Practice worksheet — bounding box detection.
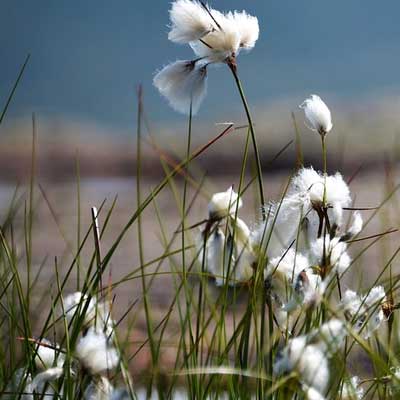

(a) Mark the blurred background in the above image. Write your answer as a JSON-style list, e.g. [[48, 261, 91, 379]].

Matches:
[[1, 0, 400, 179]]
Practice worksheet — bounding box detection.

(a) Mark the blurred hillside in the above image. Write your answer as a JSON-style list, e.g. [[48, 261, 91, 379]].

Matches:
[[0, 95, 399, 182]]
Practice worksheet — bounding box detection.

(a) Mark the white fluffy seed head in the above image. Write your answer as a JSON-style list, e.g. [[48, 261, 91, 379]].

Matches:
[[76, 329, 119, 374], [189, 7, 258, 63], [84, 376, 114, 400], [347, 211, 363, 238], [342, 286, 386, 339], [198, 226, 253, 287], [228, 10, 259, 50], [34, 339, 65, 370], [190, 20, 240, 63], [310, 236, 351, 275], [153, 60, 208, 115], [299, 94, 333, 135], [313, 318, 346, 353], [284, 268, 325, 312], [63, 292, 115, 339], [168, 0, 217, 44], [341, 376, 364, 400], [31, 367, 64, 393], [252, 197, 304, 259], [208, 186, 242, 219], [290, 168, 351, 209], [231, 217, 251, 246], [274, 337, 329, 394], [303, 385, 326, 400], [200, 228, 226, 286]]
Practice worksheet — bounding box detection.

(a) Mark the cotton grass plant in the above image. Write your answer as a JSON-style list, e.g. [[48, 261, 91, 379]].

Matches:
[[1, 2, 400, 399]]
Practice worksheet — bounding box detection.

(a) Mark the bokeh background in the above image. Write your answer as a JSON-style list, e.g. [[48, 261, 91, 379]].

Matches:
[[2, 0, 400, 147]]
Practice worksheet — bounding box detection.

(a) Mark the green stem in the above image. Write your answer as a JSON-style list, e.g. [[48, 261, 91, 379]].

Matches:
[[321, 133, 327, 206], [228, 62, 265, 213]]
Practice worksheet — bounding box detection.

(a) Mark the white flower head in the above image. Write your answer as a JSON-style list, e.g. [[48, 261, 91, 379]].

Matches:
[[63, 292, 115, 339], [252, 197, 304, 259], [291, 168, 350, 209], [311, 318, 346, 354], [197, 224, 253, 287], [300, 94, 333, 135], [208, 186, 242, 219], [76, 329, 119, 374], [32, 367, 64, 394], [168, 0, 217, 44], [64, 291, 95, 324], [303, 385, 326, 400], [274, 336, 329, 395], [341, 376, 364, 400], [284, 267, 326, 312], [189, 7, 259, 63], [190, 11, 240, 61], [84, 376, 114, 400], [347, 211, 363, 238], [153, 60, 208, 115], [342, 286, 386, 339], [310, 235, 351, 275], [228, 10, 259, 50], [157, 1, 259, 113], [34, 339, 65, 370], [198, 227, 226, 286], [267, 249, 309, 283]]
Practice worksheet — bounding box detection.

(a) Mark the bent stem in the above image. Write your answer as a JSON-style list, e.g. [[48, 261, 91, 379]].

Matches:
[[227, 60, 265, 213]]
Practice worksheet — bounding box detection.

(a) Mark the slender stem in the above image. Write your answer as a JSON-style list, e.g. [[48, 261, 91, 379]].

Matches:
[[136, 85, 157, 373], [228, 62, 265, 213], [321, 133, 327, 206]]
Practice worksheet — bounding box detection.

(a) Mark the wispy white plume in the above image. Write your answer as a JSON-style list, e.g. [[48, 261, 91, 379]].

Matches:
[[84, 376, 114, 400], [340, 376, 364, 400], [302, 385, 326, 400], [157, 1, 259, 113], [299, 94, 333, 135], [284, 267, 326, 312], [63, 292, 115, 339], [291, 168, 351, 209], [168, 0, 217, 43], [31, 367, 63, 394], [228, 11, 259, 50], [309, 235, 351, 275], [153, 60, 207, 115], [266, 249, 323, 316], [252, 197, 304, 259], [310, 318, 347, 354], [208, 186, 242, 219], [342, 286, 386, 338], [253, 168, 352, 259], [34, 339, 65, 370], [347, 211, 363, 238], [197, 225, 253, 287], [267, 249, 309, 298], [190, 17, 241, 63], [76, 328, 119, 374], [274, 336, 329, 395]]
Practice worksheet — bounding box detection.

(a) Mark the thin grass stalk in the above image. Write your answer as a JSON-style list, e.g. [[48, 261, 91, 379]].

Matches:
[[25, 113, 36, 314], [227, 61, 265, 211], [75, 152, 81, 289], [136, 85, 157, 390], [0, 54, 30, 125]]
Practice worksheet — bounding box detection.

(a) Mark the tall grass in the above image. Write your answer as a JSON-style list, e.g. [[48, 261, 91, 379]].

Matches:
[[1, 53, 400, 400]]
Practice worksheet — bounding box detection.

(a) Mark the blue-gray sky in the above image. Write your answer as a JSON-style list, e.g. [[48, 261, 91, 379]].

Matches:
[[1, 0, 400, 131]]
